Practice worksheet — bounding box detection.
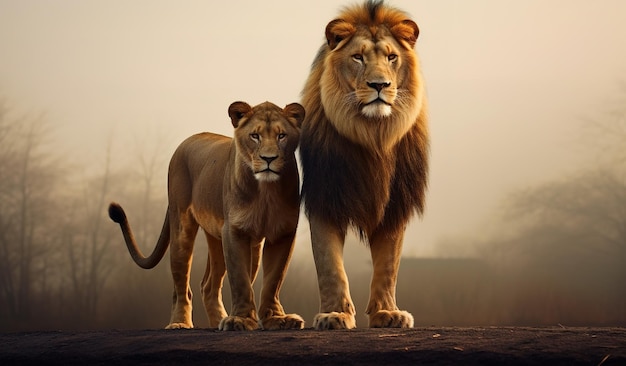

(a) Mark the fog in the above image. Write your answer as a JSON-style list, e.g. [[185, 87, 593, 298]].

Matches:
[[0, 1, 625, 331]]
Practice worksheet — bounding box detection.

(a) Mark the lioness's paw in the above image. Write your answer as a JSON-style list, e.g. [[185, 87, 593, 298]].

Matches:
[[313, 312, 356, 330], [165, 322, 193, 330], [261, 314, 305, 330], [218, 316, 259, 331], [368, 310, 414, 328]]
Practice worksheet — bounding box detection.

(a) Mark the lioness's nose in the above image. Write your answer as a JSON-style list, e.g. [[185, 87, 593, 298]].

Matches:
[[367, 82, 391, 92]]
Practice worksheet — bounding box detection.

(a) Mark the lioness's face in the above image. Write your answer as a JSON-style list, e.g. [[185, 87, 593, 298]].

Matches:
[[229, 102, 304, 182]]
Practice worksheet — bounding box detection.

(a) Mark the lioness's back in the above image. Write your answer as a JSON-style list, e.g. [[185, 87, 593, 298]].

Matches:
[[168, 133, 232, 219], [173, 132, 231, 169]]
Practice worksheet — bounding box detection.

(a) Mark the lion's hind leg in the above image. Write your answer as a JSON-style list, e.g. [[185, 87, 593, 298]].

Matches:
[[258, 234, 304, 330], [200, 232, 228, 328]]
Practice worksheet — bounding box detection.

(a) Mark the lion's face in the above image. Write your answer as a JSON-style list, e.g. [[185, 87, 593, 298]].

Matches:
[[327, 31, 403, 119], [318, 15, 423, 151], [229, 101, 304, 182]]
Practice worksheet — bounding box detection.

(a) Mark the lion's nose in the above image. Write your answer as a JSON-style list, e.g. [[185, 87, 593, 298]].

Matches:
[[367, 82, 391, 92], [261, 156, 277, 164]]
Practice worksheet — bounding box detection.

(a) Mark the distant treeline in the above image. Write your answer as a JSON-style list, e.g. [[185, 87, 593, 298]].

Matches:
[[1, 97, 624, 331]]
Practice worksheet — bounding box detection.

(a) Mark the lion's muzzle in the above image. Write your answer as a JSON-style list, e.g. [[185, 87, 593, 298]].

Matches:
[[366, 81, 391, 92]]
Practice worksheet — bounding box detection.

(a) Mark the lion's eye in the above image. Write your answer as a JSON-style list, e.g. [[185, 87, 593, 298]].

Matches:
[[388, 54, 398, 62], [352, 54, 364, 63], [277, 133, 286, 140], [250, 133, 260, 141]]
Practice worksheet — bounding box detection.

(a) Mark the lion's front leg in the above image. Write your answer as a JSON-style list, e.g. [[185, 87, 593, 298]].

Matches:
[[310, 215, 356, 330], [366, 229, 414, 328], [258, 233, 304, 330], [219, 226, 259, 331]]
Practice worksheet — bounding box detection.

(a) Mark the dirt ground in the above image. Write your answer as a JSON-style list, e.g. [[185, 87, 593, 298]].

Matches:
[[1, 327, 624, 365]]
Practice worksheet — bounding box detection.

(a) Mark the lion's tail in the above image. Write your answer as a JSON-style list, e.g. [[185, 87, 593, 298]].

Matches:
[[108, 202, 170, 269]]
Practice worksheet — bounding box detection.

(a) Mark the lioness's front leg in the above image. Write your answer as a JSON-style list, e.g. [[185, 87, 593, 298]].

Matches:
[[219, 226, 259, 331], [366, 229, 414, 328], [258, 233, 304, 330], [310, 215, 356, 330]]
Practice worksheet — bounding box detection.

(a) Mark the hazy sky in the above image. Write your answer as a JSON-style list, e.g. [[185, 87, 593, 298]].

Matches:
[[1, 0, 625, 256]]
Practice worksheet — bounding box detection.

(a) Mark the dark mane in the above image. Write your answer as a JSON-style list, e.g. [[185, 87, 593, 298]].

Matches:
[[367, 0, 384, 21], [299, 113, 428, 240]]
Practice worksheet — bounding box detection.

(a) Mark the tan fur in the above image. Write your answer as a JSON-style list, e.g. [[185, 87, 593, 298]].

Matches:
[[109, 101, 306, 331], [300, 0, 429, 329]]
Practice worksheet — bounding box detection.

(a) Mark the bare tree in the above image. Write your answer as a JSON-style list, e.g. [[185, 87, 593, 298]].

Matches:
[[58, 136, 123, 326], [503, 90, 626, 258], [0, 100, 174, 330], [477, 94, 626, 325], [0, 105, 62, 328]]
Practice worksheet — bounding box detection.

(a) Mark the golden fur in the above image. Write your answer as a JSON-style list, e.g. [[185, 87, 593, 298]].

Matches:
[[300, 0, 429, 329], [109, 101, 306, 330]]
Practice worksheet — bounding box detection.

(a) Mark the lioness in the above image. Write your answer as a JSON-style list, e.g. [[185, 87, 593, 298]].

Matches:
[[109, 101, 306, 331], [299, 0, 429, 329]]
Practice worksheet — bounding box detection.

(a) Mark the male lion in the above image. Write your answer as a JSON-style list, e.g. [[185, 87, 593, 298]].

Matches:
[[109, 101, 306, 331], [299, 0, 429, 329]]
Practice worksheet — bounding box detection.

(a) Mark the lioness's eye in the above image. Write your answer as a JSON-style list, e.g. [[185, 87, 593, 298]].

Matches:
[[388, 54, 398, 62], [352, 54, 363, 63], [250, 133, 260, 141], [278, 133, 286, 140]]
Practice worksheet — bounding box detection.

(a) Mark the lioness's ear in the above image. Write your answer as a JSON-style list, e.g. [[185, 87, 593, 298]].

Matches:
[[391, 19, 419, 48], [325, 19, 356, 50], [228, 101, 252, 128], [283, 103, 305, 128]]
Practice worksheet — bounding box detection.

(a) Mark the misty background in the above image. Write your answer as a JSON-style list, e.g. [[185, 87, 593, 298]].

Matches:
[[0, 0, 624, 331]]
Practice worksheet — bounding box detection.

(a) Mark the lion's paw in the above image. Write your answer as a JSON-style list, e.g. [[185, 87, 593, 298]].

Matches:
[[218, 316, 259, 331], [165, 322, 193, 330], [368, 310, 414, 328], [313, 312, 356, 330], [261, 313, 305, 330]]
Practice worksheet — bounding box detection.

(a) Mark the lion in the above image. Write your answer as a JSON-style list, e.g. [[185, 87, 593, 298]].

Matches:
[[109, 101, 306, 331], [299, 0, 429, 329]]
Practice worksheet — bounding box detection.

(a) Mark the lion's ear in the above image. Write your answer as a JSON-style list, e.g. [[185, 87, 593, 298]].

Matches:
[[283, 103, 305, 128], [325, 19, 356, 50], [391, 19, 419, 48], [228, 101, 252, 128]]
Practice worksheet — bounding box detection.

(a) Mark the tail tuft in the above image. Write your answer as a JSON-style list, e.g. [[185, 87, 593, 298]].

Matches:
[[108, 202, 127, 224]]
